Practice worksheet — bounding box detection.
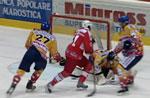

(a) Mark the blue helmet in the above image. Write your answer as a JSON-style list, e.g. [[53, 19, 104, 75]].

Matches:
[[41, 22, 50, 31], [118, 16, 129, 24]]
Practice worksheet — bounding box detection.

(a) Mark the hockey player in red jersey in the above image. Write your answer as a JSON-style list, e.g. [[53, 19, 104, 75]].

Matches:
[[46, 20, 94, 93]]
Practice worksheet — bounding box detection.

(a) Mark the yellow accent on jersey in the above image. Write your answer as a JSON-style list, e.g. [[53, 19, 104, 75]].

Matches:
[[117, 63, 127, 74], [49, 40, 58, 56], [93, 50, 106, 65], [93, 50, 127, 75], [16, 69, 25, 76], [119, 24, 142, 39], [25, 29, 58, 57]]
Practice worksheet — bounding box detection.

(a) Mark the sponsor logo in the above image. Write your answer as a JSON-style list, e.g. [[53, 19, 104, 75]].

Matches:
[[65, 2, 146, 26]]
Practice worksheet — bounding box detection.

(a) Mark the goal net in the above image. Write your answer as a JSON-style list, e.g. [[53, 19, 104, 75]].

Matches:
[[50, 14, 111, 51]]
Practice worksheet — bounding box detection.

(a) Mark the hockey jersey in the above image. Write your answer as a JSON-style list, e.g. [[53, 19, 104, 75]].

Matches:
[[25, 29, 58, 57], [119, 24, 142, 40], [93, 50, 121, 75], [65, 28, 93, 60], [114, 36, 144, 56]]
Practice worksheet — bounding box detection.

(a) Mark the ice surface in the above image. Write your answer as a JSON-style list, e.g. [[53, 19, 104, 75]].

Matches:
[[0, 26, 150, 98]]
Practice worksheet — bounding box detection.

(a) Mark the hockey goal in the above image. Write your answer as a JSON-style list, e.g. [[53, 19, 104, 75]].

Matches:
[[50, 14, 111, 51]]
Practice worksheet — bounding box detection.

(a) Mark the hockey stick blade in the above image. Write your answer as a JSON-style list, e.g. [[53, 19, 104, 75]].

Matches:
[[87, 89, 96, 97]]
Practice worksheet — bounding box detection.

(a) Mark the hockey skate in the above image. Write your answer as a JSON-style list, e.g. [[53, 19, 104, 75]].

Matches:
[[77, 82, 88, 89], [46, 83, 52, 93], [26, 80, 36, 92], [6, 83, 16, 95], [117, 87, 129, 95]]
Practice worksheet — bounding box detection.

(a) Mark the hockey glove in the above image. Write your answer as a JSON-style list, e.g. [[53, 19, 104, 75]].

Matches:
[[59, 57, 66, 66], [51, 53, 62, 63]]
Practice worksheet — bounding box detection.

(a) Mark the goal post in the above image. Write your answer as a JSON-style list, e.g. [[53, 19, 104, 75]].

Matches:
[[49, 14, 111, 63]]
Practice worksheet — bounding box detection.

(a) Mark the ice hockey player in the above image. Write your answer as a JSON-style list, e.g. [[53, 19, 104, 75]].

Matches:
[[91, 16, 143, 94], [6, 22, 62, 95], [46, 20, 94, 93], [92, 50, 118, 80], [111, 15, 144, 93], [118, 15, 143, 40], [116, 15, 143, 70], [92, 49, 138, 94], [112, 37, 143, 93]]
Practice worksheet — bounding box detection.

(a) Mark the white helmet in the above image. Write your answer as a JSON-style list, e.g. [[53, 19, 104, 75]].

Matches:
[[81, 20, 92, 30]]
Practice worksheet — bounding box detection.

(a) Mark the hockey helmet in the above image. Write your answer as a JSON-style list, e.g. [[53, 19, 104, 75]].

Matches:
[[123, 40, 132, 50], [81, 20, 92, 30], [41, 22, 50, 31], [107, 51, 116, 61], [118, 16, 129, 24]]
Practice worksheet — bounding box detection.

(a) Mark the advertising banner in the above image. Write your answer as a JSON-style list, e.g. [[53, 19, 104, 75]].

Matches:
[[53, 0, 150, 36], [0, 0, 52, 23]]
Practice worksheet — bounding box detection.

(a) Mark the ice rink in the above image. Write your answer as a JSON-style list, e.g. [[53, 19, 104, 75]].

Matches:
[[0, 26, 150, 98]]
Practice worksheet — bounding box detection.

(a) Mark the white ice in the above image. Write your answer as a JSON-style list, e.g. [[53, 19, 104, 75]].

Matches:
[[0, 26, 150, 98]]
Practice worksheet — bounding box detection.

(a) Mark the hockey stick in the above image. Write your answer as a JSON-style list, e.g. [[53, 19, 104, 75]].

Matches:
[[70, 70, 103, 78], [87, 57, 97, 97], [73, 66, 102, 75], [87, 67, 97, 97], [87, 31, 105, 95]]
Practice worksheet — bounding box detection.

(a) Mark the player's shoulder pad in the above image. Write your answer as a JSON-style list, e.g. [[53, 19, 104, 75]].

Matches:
[[78, 28, 89, 34], [44, 32, 56, 41], [32, 29, 40, 33], [125, 24, 137, 31], [50, 34, 56, 41], [124, 25, 130, 30]]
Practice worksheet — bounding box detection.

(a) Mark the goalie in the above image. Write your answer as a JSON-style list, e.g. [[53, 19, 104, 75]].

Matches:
[[93, 27, 143, 93], [93, 50, 137, 94]]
